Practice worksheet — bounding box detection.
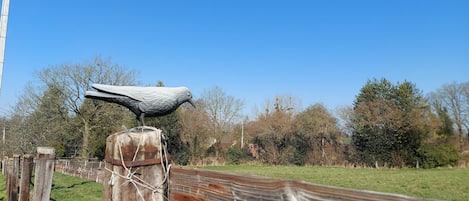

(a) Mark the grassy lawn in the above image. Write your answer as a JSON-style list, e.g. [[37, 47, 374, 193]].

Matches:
[[0, 172, 102, 201], [50, 173, 102, 201], [200, 165, 469, 201], [0, 173, 5, 201]]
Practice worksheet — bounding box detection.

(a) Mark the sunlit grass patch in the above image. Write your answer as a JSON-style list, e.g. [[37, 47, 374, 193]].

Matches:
[[50, 173, 102, 201]]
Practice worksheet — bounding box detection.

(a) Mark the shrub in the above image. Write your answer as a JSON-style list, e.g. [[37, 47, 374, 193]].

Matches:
[[172, 143, 190, 165], [290, 150, 306, 166], [174, 150, 190, 166], [227, 147, 243, 165], [418, 143, 459, 168]]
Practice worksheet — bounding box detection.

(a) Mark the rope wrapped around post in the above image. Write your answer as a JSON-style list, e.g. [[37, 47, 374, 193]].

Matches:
[[102, 126, 170, 201]]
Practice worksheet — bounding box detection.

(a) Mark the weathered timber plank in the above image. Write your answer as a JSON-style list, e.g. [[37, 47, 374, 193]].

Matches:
[[19, 154, 33, 201], [169, 167, 427, 201], [33, 147, 55, 201]]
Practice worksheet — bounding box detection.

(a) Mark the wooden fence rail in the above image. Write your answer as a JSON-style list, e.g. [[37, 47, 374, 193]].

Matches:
[[169, 167, 426, 201]]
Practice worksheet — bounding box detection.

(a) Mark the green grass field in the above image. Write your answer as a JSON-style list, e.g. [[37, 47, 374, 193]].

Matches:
[[49, 173, 102, 201], [0, 166, 468, 200], [200, 165, 469, 201], [0, 173, 5, 200], [0, 172, 102, 201]]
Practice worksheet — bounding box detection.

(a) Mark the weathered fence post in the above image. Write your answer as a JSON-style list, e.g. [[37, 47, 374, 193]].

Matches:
[[33, 147, 55, 201], [102, 127, 167, 201], [3, 157, 7, 187], [7, 154, 20, 201], [19, 154, 33, 201], [5, 157, 10, 200], [2, 157, 7, 175]]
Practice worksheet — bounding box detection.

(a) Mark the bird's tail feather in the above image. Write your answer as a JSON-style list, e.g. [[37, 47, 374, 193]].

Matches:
[[85, 91, 124, 100]]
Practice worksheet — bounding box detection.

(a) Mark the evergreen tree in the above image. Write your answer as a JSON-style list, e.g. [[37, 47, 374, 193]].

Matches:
[[352, 78, 431, 167]]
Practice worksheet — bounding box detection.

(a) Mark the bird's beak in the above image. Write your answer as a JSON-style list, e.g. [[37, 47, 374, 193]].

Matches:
[[188, 99, 196, 108]]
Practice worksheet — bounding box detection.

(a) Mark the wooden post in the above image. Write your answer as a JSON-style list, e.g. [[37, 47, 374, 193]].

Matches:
[[19, 154, 33, 201], [3, 157, 8, 190], [102, 127, 166, 201], [5, 157, 10, 200], [2, 157, 7, 175], [33, 147, 55, 201], [7, 155, 20, 201]]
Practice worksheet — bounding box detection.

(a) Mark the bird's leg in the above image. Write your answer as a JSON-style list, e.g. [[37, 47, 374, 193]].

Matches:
[[139, 113, 145, 127]]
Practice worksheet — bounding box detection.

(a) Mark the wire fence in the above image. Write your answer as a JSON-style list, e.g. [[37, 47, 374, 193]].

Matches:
[[55, 158, 105, 183]]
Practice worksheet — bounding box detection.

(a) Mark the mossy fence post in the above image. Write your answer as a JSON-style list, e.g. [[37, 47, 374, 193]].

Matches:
[[102, 127, 168, 201], [32, 147, 55, 201]]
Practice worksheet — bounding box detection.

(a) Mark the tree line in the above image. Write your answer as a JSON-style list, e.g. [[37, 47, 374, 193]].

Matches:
[[1, 57, 468, 168]]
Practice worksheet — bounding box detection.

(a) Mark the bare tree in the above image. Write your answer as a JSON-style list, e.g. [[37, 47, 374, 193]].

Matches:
[[180, 100, 211, 164], [36, 56, 137, 157], [257, 94, 301, 116], [428, 82, 469, 138], [336, 105, 354, 136], [7, 83, 49, 154], [199, 86, 244, 158]]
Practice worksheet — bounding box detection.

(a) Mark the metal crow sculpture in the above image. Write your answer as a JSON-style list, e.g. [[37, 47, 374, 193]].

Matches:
[[85, 84, 195, 126]]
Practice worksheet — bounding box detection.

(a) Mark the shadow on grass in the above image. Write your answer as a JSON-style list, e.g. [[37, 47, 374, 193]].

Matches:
[[49, 181, 96, 201], [51, 181, 94, 190]]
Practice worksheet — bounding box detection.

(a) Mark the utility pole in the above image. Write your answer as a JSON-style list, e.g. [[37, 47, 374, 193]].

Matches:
[[241, 120, 244, 149], [0, 0, 10, 91], [2, 127, 4, 158], [240, 116, 247, 149]]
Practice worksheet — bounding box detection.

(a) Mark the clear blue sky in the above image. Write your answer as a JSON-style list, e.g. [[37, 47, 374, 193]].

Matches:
[[0, 0, 468, 117]]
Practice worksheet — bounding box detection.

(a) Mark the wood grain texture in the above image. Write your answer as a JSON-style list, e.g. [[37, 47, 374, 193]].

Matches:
[[169, 167, 426, 201], [102, 128, 166, 201]]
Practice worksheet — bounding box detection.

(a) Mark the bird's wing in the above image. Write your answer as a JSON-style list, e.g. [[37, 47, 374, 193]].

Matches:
[[91, 84, 174, 102]]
